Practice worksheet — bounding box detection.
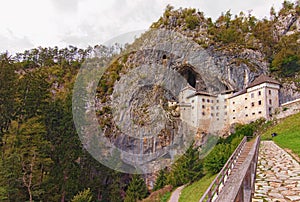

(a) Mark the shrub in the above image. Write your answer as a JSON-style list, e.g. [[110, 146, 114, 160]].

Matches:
[[185, 15, 200, 30]]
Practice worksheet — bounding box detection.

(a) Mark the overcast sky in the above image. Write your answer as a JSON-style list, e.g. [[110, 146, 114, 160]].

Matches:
[[0, 0, 284, 53]]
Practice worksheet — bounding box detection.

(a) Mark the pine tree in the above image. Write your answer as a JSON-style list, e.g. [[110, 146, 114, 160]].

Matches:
[[124, 175, 148, 202], [167, 143, 203, 187], [0, 118, 53, 202], [71, 188, 93, 202], [153, 169, 167, 191], [0, 53, 17, 135]]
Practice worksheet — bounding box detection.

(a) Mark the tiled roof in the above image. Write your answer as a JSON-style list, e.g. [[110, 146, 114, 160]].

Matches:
[[247, 75, 280, 89], [187, 91, 217, 99]]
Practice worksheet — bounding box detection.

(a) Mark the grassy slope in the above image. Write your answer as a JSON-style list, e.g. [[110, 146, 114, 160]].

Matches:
[[261, 112, 300, 157], [179, 174, 216, 202]]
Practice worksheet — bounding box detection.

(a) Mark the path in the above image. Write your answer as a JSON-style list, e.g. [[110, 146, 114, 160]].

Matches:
[[254, 141, 300, 202], [168, 185, 185, 202]]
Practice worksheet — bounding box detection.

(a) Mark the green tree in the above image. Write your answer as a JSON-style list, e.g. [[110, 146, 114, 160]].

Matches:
[[204, 144, 231, 174], [0, 118, 53, 202], [167, 143, 203, 187], [153, 169, 167, 191], [124, 175, 148, 202], [71, 188, 93, 202], [0, 53, 17, 135]]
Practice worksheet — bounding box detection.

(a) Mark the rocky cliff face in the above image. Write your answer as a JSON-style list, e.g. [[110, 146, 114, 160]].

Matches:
[[94, 2, 300, 173]]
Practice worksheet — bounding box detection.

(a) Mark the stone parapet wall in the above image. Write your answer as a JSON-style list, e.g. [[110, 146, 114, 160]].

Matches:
[[276, 98, 300, 119]]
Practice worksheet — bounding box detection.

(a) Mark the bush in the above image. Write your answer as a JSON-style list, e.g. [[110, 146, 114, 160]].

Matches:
[[185, 15, 200, 30]]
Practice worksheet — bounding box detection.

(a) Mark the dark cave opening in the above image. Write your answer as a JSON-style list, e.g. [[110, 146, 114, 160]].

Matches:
[[178, 66, 198, 88], [186, 69, 196, 88]]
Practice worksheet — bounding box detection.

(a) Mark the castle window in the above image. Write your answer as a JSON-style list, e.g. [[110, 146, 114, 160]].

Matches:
[[233, 109, 235, 112], [216, 106, 219, 110], [217, 100, 219, 103], [233, 101, 235, 104], [202, 105, 205, 109], [245, 114, 248, 117], [245, 97, 247, 100], [245, 106, 248, 109], [233, 117, 236, 120], [269, 99, 272, 105], [211, 100, 214, 103], [258, 100, 262, 105], [251, 102, 255, 107], [217, 118, 219, 121], [191, 100, 194, 103], [224, 105, 227, 109], [192, 106, 194, 109], [258, 111, 262, 114], [202, 112, 205, 116], [269, 90, 272, 95], [202, 98, 205, 102], [258, 91, 261, 96], [252, 112, 255, 115], [207, 99, 210, 103], [211, 106, 214, 110], [225, 112, 227, 115], [211, 113, 214, 117], [183, 108, 186, 110], [216, 113, 219, 117], [251, 93, 254, 98]]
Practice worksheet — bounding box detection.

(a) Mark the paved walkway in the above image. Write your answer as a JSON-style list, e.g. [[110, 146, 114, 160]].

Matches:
[[168, 185, 185, 202], [254, 141, 300, 202]]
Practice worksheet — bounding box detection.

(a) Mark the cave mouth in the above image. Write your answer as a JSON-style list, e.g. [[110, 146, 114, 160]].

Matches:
[[178, 66, 201, 89], [187, 69, 196, 88]]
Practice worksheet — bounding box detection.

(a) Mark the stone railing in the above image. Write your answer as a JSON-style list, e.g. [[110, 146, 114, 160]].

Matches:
[[199, 136, 247, 202]]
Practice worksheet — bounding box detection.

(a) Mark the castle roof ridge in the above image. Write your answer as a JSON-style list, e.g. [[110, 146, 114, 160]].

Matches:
[[247, 74, 280, 89]]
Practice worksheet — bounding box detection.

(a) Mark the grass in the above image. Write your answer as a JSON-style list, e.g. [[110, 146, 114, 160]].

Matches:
[[261, 112, 300, 157], [178, 174, 216, 202], [160, 192, 171, 202], [142, 185, 172, 202]]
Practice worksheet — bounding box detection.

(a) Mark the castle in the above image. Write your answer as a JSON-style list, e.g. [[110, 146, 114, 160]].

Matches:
[[178, 74, 281, 134]]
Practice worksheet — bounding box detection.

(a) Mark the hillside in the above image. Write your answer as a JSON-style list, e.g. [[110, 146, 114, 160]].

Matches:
[[261, 112, 300, 160]]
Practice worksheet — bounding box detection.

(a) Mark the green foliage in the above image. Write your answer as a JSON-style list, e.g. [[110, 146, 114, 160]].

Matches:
[[203, 144, 231, 174], [71, 188, 93, 202], [179, 174, 216, 202], [153, 169, 167, 191], [167, 143, 203, 187], [261, 112, 300, 157], [124, 175, 148, 202], [160, 192, 171, 202], [0, 54, 17, 135], [185, 15, 199, 30], [0, 118, 53, 202]]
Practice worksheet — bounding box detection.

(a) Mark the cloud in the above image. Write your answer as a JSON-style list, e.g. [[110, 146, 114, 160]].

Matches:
[[0, 30, 34, 53], [50, 0, 81, 13], [0, 0, 285, 53]]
